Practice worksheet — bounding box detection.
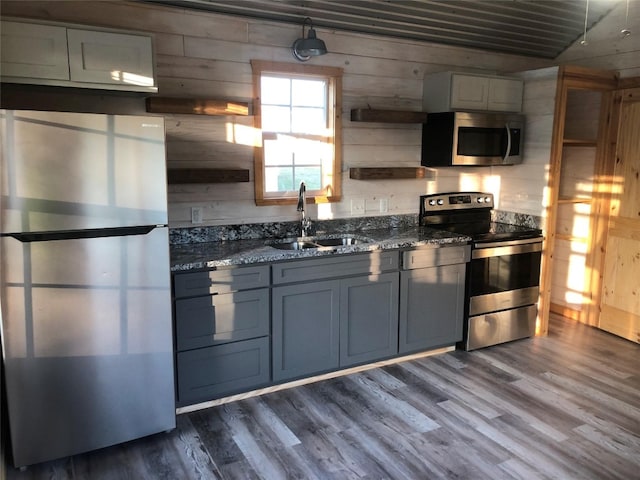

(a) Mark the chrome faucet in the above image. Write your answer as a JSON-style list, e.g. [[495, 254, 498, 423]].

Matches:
[[297, 181, 312, 237]]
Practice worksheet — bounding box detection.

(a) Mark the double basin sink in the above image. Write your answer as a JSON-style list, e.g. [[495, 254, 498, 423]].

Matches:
[[268, 235, 371, 251]]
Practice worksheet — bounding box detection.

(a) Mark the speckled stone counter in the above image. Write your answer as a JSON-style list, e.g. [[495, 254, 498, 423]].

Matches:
[[170, 226, 470, 272]]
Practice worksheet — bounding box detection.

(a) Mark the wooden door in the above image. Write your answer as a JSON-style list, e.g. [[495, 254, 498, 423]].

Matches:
[[598, 87, 640, 343]]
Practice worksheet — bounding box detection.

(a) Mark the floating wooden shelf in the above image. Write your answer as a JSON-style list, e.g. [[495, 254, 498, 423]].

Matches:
[[562, 138, 597, 147], [350, 108, 427, 123], [167, 169, 250, 184], [558, 196, 593, 204], [555, 233, 589, 243], [349, 167, 429, 180], [146, 97, 250, 116]]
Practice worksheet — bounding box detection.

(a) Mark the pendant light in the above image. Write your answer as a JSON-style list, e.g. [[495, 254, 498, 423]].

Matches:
[[621, 0, 631, 37], [292, 17, 328, 61], [581, 0, 590, 45]]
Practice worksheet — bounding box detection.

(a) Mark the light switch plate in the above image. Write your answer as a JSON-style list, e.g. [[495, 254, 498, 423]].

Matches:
[[380, 198, 389, 213], [351, 198, 365, 215], [191, 207, 203, 224]]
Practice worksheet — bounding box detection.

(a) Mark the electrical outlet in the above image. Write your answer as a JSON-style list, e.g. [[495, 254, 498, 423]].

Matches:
[[351, 198, 365, 215], [379, 198, 389, 213], [191, 207, 203, 224]]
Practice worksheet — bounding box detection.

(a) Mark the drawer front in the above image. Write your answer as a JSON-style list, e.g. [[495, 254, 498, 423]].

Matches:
[[175, 289, 270, 351], [174, 265, 270, 298], [177, 337, 270, 406], [403, 244, 470, 270], [272, 251, 399, 284]]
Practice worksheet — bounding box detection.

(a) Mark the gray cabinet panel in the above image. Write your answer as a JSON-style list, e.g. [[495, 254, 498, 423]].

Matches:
[[272, 280, 340, 382], [177, 337, 269, 405], [175, 288, 269, 351], [272, 251, 399, 285], [403, 245, 470, 270], [174, 265, 269, 298], [340, 272, 399, 367], [399, 263, 466, 353]]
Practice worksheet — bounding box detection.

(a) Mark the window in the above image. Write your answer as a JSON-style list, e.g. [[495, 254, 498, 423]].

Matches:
[[251, 60, 342, 205]]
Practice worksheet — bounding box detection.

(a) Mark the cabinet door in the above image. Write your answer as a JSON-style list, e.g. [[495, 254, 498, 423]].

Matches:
[[340, 272, 399, 367], [67, 29, 155, 88], [175, 289, 270, 351], [272, 280, 340, 382], [488, 77, 523, 112], [176, 337, 270, 406], [450, 74, 489, 110], [1, 21, 69, 80], [399, 263, 466, 353]]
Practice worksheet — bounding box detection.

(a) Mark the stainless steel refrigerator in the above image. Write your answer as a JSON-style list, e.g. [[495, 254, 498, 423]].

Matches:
[[0, 110, 175, 467]]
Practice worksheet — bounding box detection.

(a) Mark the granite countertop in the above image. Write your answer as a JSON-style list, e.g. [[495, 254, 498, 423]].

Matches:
[[170, 226, 470, 272]]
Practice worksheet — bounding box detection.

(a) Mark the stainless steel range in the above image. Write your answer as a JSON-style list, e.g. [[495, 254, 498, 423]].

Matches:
[[419, 192, 543, 350]]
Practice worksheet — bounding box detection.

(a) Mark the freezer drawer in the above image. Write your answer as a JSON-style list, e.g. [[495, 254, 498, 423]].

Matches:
[[0, 227, 175, 467]]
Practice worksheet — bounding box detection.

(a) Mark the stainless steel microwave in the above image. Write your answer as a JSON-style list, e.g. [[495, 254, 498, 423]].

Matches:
[[421, 111, 524, 166]]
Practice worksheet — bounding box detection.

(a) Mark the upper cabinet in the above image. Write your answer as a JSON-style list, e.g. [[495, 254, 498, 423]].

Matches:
[[1, 19, 157, 93], [1, 21, 69, 80], [423, 72, 523, 112]]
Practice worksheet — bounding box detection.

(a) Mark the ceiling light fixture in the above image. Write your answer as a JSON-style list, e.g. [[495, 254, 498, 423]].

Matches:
[[581, 0, 590, 45], [621, 0, 631, 37], [292, 17, 327, 61]]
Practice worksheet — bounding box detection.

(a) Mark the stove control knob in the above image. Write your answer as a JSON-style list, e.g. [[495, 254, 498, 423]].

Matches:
[[437, 199, 444, 205], [428, 199, 437, 206], [484, 196, 491, 203], [477, 197, 484, 203]]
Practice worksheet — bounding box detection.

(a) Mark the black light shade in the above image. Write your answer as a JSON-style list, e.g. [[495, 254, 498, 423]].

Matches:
[[292, 17, 328, 61]]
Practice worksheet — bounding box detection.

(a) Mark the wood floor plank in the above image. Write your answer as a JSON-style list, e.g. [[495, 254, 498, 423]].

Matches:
[[6, 315, 640, 479]]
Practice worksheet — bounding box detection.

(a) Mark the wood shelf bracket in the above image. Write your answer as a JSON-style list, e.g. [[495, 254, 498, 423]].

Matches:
[[147, 97, 250, 116], [167, 168, 250, 184], [349, 167, 432, 180], [350, 108, 427, 123]]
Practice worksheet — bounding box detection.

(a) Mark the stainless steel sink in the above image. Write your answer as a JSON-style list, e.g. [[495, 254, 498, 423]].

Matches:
[[268, 235, 370, 251], [313, 237, 364, 247], [269, 240, 319, 250]]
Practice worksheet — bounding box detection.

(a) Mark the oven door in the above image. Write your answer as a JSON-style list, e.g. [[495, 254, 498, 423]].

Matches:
[[468, 237, 542, 316]]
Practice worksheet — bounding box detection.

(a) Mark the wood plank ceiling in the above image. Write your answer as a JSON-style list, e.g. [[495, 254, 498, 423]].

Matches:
[[147, 0, 618, 59]]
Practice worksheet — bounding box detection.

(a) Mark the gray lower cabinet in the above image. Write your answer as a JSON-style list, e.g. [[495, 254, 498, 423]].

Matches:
[[272, 252, 400, 382], [272, 280, 340, 382], [399, 246, 469, 354], [340, 272, 399, 367], [177, 337, 269, 403], [173, 265, 271, 406]]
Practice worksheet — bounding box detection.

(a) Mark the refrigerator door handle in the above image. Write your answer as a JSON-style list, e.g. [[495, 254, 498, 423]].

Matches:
[[4, 225, 157, 243]]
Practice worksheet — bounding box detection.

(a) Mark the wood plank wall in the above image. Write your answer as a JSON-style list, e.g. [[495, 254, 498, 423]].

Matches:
[[2, 1, 638, 228]]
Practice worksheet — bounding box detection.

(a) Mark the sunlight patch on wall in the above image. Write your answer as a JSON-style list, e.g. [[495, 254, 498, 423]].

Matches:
[[225, 122, 261, 147]]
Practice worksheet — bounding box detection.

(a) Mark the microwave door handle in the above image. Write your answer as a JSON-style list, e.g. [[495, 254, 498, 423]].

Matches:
[[503, 123, 512, 162]]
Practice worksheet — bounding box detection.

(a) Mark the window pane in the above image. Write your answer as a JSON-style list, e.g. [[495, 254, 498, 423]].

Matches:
[[264, 139, 293, 166], [265, 166, 294, 192], [294, 139, 323, 165], [294, 167, 322, 190], [262, 106, 291, 132], [261, 77, 290, 105], [292, 79, 326, 107], [292, 107, 326, 134]]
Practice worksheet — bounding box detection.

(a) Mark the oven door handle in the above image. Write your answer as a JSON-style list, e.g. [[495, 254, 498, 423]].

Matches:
[[472, 237, 542, 258]]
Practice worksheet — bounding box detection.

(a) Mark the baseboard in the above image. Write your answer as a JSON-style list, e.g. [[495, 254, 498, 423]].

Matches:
[[550, 302, 581, 321]]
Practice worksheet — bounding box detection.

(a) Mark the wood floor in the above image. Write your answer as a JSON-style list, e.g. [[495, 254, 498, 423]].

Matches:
[[7, 314, 640, 479]]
